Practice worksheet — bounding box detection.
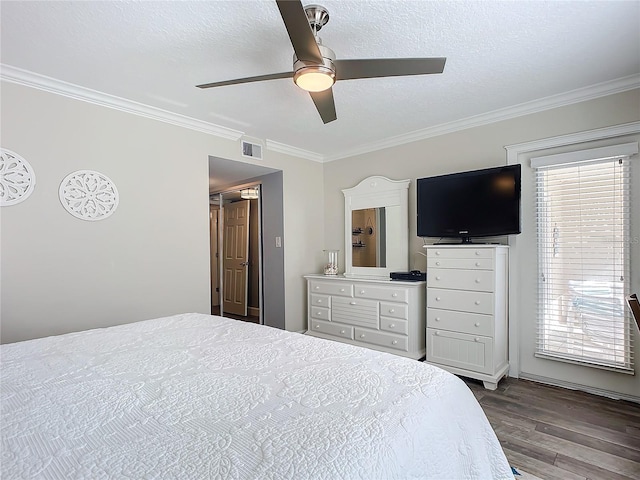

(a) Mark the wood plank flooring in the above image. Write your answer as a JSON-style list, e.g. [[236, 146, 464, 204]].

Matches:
[[463, 377, 640, 480], [211, 306, 260, 324]]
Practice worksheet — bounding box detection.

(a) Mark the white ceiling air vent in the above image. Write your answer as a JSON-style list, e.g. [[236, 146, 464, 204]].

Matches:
[[241, 140, 263, 160]]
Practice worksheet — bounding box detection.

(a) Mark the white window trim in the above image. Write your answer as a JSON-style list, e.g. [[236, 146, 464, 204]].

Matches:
[[530, 142, 638, 169], [504, 121, 640, 377]]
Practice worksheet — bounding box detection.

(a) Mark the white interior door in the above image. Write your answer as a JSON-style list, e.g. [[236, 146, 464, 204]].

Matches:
[[223, 200, 250, 316]]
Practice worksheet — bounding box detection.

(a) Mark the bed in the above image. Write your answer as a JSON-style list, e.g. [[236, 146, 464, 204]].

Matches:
[[1, 313, 512, 479]]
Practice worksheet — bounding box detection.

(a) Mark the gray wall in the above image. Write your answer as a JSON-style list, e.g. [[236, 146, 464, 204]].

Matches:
[[1, 81, 324, 342], [322, 88, 640, 398], [260, 171, 286, 330]]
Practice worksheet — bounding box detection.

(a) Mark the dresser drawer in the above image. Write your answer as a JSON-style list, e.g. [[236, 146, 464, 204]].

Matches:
[[427, 248, 494, 259], [427, 288, 494, 315], [380, 317, 408, 335], [427, 308, 493, 337], [379, 302, 408, 320], [310, 306, 331, 322], [354, 284, 408, 303], [428, 268, 495, 293], [332, 296, 379, 328], [310, 320, 354, 340], [309, 281, 353, 297], [427, 257, 493, 270], [310, 293, 331, 308], [426, 328, 493, 375], [355, 328, 408, 352]]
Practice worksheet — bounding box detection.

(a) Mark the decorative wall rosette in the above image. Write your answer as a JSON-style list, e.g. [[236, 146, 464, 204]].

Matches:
[[59, 170, 119, 221], [1, 148, 36, 206]]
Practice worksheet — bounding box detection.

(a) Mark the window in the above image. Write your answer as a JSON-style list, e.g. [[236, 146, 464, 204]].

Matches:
[[532, 143, 636, 372]]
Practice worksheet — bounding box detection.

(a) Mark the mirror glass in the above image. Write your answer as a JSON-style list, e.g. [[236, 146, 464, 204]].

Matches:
[[351, 207, 387, 267], [343, 176, 409, 278]]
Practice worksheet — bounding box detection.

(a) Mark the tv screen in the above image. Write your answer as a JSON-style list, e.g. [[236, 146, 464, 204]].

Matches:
[[417, 165, 521, 242]]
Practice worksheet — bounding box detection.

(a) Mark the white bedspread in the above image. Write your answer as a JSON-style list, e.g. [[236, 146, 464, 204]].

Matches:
[[1, 313, 512, 479]]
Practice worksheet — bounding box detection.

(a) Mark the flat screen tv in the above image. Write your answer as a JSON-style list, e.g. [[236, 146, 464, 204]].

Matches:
[[417, 164, 521, 243]]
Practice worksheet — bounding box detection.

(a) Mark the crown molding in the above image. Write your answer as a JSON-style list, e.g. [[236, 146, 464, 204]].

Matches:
[[323, 74, 640, 162], [0, 64, 245, 141], [265, 139, 324, 163], [3, 63, 638, 163]]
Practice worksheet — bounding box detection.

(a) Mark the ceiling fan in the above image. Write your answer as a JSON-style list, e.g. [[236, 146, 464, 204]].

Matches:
[[196, 0, 446, 124]]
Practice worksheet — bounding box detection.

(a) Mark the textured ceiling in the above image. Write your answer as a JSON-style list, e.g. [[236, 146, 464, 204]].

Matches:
[[1, 1, 639, 160]]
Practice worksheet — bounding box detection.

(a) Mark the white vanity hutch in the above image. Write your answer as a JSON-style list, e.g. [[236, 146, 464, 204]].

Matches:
[[305, 176, 426, 359]]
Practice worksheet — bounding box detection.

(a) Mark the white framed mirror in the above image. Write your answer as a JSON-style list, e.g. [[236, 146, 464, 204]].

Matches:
[[343, 176, 410, 278]]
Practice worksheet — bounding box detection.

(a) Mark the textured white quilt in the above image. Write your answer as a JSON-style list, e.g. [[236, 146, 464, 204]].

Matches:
[[1, 313, 512, 479]]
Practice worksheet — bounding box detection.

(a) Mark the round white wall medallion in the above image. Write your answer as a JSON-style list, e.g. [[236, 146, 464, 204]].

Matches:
[[1, 148, 36, 206], [59, 170, 119, 221]]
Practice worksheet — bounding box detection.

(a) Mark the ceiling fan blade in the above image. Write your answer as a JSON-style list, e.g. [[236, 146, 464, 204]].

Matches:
[[196, 71, 293, 89], [335, 57, 446, 81], [275, 0, 323, 63], [309, 89, 337, 124]]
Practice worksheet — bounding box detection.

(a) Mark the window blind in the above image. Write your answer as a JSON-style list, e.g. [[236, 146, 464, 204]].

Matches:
[[532, 146, 635, 373]]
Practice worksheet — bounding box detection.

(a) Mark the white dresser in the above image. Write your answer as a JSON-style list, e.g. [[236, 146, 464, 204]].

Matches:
[[304, 275, 426, 359], [425, 245, 509, 390]]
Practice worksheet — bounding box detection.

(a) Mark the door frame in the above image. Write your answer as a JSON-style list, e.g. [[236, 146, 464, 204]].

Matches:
[[213, 183, 264, 324], [210, 204, 220, 307]]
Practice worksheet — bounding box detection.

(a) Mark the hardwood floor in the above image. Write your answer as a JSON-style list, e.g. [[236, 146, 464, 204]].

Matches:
[[211, 305, 260, 324], [464, 377, 640, 480]]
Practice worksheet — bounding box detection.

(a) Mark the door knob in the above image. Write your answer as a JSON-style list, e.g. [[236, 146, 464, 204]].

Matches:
[[240, 261, 249, 266]]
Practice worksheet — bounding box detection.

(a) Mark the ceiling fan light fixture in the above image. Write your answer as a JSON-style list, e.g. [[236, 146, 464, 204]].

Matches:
[[294, 65, 335, 92]]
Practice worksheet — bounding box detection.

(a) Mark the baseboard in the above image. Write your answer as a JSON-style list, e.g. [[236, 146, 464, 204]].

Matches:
[[248, 306, 260, 317], [518, 372, 640, 404]]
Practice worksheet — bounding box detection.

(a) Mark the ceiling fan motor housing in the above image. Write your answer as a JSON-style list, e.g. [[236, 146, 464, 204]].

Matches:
[[293, 43, 336, 90]]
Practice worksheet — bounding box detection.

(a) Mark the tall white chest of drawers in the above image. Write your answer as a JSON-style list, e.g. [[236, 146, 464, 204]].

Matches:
[[425, 245, 509, 390], [305, 275, 426, 360]]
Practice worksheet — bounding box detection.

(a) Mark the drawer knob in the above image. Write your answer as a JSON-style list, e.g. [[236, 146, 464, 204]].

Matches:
[[392, 293, 398, 298], [317, 299, 322, 303], [475, 300, 481, 305], [360, 290, 365, 294], [315, 286, 320, 290], [475, 251, 480, 256], [435, 276, 441, 281], [475, 278, 481, 283], [436, 297, 441, 301], [315, 325, 320, 329], [435, 251, 441, 256], [435, 317, 441, 322], [389, 323, 396, 328], [389, 309, 395, 313], [436, 261, 441, 266], [475, 322, 481, 327], [360, 334, 366, 338], [340, 288, 345, 292], [315, 311, 321, 315], [474, 337, 480, 342], [392, 340, 398, 345], [350, 301, 357, 305], [340, 330, 346, 334], [435, 331, 440, 336], [475, 262, 481, 267]]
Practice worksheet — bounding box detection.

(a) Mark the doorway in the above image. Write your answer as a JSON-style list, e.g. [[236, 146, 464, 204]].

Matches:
[[210, 188, 261, 324], [208, 155, 286, 330]]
